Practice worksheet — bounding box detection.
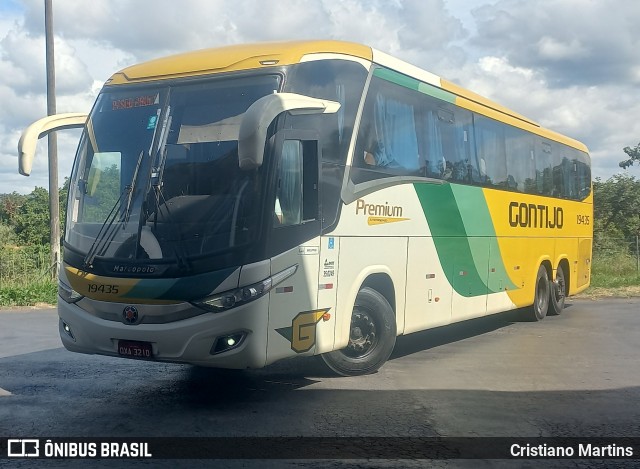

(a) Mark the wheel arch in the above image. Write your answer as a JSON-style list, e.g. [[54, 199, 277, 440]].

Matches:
[[335, 266, 400, 350], [540, 258, 553, 283], [361, 272, 396, 315]]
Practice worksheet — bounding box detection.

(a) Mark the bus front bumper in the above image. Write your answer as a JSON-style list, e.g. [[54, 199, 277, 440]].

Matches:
[[57, 296, 269, 369]]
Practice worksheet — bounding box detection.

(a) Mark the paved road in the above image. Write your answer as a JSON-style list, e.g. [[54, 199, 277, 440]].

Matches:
[[1, 299, 639, 467]]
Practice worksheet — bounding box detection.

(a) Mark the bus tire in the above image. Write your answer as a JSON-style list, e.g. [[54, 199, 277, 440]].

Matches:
[[549, 264, 566, 315], [321, 287, 397, 376], [529, 265, 550, 321]]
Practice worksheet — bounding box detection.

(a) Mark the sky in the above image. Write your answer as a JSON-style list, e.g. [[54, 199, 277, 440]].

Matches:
[[1, 0, 639, 195]]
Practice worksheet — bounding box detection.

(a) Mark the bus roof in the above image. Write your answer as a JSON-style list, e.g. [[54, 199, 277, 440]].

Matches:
[[107, 40, 588, 153], [107, 40, 373, 85]]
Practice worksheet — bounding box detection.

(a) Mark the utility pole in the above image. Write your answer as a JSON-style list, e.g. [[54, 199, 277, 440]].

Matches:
[[45, 0, 60, 278]]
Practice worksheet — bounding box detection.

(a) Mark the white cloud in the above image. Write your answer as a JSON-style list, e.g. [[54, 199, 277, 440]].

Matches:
[[472, 0, 640, 86], [537, 36, 589, 61]]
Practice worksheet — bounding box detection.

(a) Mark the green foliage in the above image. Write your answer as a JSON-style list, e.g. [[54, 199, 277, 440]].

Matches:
[[0, 280, 57, 306], [0, 243, 55, 306], [2, 183, 70, 247], [591, 252, 640, 288], [0, 222, 18, 246], [0, 192, 26, 225], [13, 187, 51, 245], [620, 142, 640, 169], [593, 174, 640, 245], [0, 244, 51, 281]]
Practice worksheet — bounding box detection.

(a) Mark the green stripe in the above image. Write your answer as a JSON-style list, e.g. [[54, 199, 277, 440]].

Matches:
[[372, 67, 455, 103], [413, 183, 516, 296], [413, 183, 488, 297], [451, 185, 517, 292], [373, 68, 420, 90], [417, 82, 455, 104]]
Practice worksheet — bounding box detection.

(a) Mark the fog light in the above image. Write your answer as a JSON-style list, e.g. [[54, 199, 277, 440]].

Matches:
[[61, 320, 75, 341], [210, 332, 246, 355]]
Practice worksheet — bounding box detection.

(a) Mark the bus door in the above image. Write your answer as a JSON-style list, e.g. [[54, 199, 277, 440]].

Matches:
[[265, 130, 332, 362]]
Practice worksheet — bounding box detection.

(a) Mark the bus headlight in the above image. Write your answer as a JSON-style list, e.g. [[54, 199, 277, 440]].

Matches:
[[192, 264, 298, 313], [58, 280, 84, 304]]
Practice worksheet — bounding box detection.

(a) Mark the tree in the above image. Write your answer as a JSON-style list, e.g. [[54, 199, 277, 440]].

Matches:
[[0, 192, 26, 225], [620, 142, 640, 169], [14, 187, 51, 245], [593, 174, 640, 242]]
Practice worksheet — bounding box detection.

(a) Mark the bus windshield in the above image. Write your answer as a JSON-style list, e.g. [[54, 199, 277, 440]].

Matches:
[[65, 74, 281, 269]]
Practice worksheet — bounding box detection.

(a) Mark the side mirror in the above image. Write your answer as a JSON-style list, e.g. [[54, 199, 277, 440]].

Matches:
[[238, 93, 340, 170], [18, 113, 88, 176]]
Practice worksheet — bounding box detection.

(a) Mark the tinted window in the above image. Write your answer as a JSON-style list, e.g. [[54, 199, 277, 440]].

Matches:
[[349, 68, 590, 201], [352, 72, 476, 185], [420, 105, 477, 183], [474, 114, 507, 188], [505, 127, 535, 193]]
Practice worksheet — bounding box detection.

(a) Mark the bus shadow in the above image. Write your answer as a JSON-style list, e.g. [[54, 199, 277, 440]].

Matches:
[[188, 306, 561, 384], [391, 308, 529, 361]]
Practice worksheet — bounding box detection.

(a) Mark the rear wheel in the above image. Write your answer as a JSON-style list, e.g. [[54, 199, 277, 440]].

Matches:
[[321, 287, 396, 376], [549, 264, 566, 315], [529, 265, 550, 321]]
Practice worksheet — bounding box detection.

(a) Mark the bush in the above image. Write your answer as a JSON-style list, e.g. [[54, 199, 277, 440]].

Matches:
[[0, 244, 52, 284], [0, 280, 57, 306], [591, 251, 640, 288]]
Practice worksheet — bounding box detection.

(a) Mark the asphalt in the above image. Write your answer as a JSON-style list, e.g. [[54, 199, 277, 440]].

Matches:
[[1, 299, 639, 468]]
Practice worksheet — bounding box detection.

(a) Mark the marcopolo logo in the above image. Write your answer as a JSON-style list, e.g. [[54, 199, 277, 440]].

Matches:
[[122, 305, 139, 325], [355, 199, 409, 226]]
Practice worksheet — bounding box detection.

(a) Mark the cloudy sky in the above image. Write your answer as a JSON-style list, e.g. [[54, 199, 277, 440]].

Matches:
[[1, 0, 639, 194]]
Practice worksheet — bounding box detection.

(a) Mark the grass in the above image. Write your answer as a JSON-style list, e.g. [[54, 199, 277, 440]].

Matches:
[[0, 279, 57, 307], [590, 253, 640, 288], [0, 243, 56, 307], [575, 252, 640, 299]]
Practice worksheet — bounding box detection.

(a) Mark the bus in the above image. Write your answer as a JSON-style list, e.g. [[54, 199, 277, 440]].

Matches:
[[18, 40, 592, 376]]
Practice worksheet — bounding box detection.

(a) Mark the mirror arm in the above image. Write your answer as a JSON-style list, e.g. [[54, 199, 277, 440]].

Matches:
[[18, 113, 88, 176], [238, 93, 340, 170]]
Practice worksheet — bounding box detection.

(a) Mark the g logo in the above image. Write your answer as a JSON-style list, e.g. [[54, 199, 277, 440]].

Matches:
[[291, 309, 329, 353]]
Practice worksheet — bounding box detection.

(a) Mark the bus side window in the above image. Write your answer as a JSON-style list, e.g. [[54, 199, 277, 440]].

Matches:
[[535, 140, 554, 195], [474, 114, 507, 188]]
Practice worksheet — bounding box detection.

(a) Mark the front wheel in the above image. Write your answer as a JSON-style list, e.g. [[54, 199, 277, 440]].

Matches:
[[549, 264, 566, 315], [321, 287, 396, 376]]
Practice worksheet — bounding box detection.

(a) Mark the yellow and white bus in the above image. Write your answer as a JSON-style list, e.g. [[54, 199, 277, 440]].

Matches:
[[19, 40, 592, 375]]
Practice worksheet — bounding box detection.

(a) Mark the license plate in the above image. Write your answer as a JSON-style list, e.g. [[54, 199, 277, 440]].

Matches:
[[118, 340, 153, 359]]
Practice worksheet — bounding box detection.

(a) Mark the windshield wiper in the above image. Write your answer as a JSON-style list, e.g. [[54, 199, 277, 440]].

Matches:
[[83, 150, 145, 268], [124, 149, 145, 224]]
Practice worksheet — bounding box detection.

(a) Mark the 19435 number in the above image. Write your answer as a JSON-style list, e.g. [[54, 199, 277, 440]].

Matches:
[[577, 214, 590, 225], [87, 284, 119, 294]]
